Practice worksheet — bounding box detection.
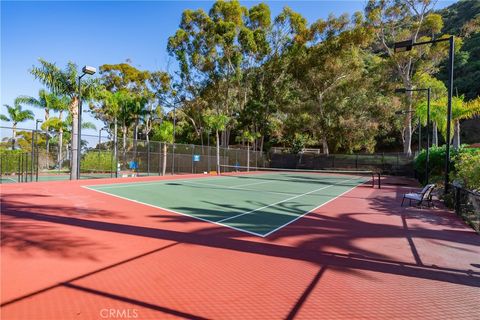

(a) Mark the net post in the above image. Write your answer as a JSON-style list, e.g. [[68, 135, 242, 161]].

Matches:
[[191, 144, 195, 174], [378, 172, 381, 189]]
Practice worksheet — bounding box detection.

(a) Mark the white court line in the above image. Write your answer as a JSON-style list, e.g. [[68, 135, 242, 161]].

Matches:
[[87, 176, 242, 190], [217, 177, 359, 223], [226, 180, 273, 189], [180, 180, 296, 196], [82, 185, 266, 237], [82, 177, 367, 238], [262, 179, 368, 237]]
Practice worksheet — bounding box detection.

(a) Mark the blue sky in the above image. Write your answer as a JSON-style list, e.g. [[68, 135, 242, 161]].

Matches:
[[1, 0, 456, 137]]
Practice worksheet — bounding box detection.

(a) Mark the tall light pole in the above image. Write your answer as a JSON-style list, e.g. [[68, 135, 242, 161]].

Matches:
[[394, 36, 454, 192], [98, 127, 106, 150], [395, 88, 431, 184], [31, 119, 42, 181], [72, 65, 96, 180], [171, 103, 176, 175], [114, 116, 118, 178], [35, 119, 42, 182]]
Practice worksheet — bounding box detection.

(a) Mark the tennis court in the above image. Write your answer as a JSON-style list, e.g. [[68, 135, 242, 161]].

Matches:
[[2, 170, 479, 320], [85, 168, 374, 237]]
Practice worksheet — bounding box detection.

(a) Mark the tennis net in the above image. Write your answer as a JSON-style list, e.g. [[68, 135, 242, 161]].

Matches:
[[220, 165, 381, 188]]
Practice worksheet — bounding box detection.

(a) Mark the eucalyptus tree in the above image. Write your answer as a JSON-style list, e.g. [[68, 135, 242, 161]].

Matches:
[[168, 1, 274, 147], [365, 0, 453, 155], [204, 113, 230, 174], [152, 120, 174, 176], [99, 63, 154, 152], [238, 130, 260, 170], [30, 59, 98, 174], [93, 89, 136, 163], [291, 12, 373, 154], [143, 70, 171, 145], [0, 99, 34, 149]]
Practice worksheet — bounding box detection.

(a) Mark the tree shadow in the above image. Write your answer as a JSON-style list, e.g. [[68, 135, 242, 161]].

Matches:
[[2, 182, 480, 318], [1, 218, 103, 260], [0, 194, 121, 260]]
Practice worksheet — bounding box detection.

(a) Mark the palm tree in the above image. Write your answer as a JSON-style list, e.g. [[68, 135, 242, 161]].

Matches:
[[418, 96, 480, 150], [21, 93, 70, 167], [30, 59, 98, 174], [16, 89, 59, 163], [416, 99, 445, 147], [1, 99, 34, 149], [413, 74, 447, 147], [451, 96, 480, 149]]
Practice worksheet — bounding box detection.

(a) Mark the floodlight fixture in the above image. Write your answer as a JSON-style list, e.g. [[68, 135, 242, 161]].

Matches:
[[82, 65, 96, 75], [393, 39, 414, 53]]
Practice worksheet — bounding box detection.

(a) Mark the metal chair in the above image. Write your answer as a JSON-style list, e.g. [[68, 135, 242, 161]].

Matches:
[[401, 184, 435, 207]]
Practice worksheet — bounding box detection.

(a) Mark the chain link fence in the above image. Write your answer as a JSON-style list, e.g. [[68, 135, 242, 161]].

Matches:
[[448, 184, 480, 234], [269, 151, 414, 176], [0, 127, 267, 183]]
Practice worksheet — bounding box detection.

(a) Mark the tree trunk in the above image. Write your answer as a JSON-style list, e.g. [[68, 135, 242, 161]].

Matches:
[[317, 94, 329, 155], [58, 110, 64, 168], [122, 123, 127, 165], [403, 90, 413, 156], [162, 142, 167, 176], [452, 120, 461, 150], [216, 129, 220, 175], [432, 122, 438, 146], [133, 118, 138, 159], [12, 124, 17, 149], [322, 137, 329, 155], [45, 134, 50, 169]]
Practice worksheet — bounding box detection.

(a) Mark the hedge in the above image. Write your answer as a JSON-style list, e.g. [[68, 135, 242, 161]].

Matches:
[[414, 145, 480, 187], [80, 151, 116, 173]]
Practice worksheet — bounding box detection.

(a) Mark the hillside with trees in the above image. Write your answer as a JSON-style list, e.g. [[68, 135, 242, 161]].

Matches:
[[2, 0, 480, 157]]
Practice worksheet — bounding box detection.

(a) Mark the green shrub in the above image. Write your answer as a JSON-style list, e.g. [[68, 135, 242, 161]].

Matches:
[[0, 149, 31, 174], [414, 145, 480, 186], [453, 150, 480, 190], [80, 151, 115, 173]]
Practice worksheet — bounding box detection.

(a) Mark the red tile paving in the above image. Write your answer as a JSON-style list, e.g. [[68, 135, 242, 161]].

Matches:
[[1, 175, 479, 319]]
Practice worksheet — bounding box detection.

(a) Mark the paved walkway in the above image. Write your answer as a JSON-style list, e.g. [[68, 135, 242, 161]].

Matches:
[[1, 175, 479, 319]]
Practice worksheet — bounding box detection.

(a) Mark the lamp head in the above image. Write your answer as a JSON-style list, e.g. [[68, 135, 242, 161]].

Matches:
[[82, 65, 96, 75], [394, 39, 414, 53], [395, 88, 407, 94]]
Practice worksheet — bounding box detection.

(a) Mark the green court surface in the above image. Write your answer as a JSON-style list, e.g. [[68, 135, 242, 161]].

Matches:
[[85, 172, 369, 237]]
